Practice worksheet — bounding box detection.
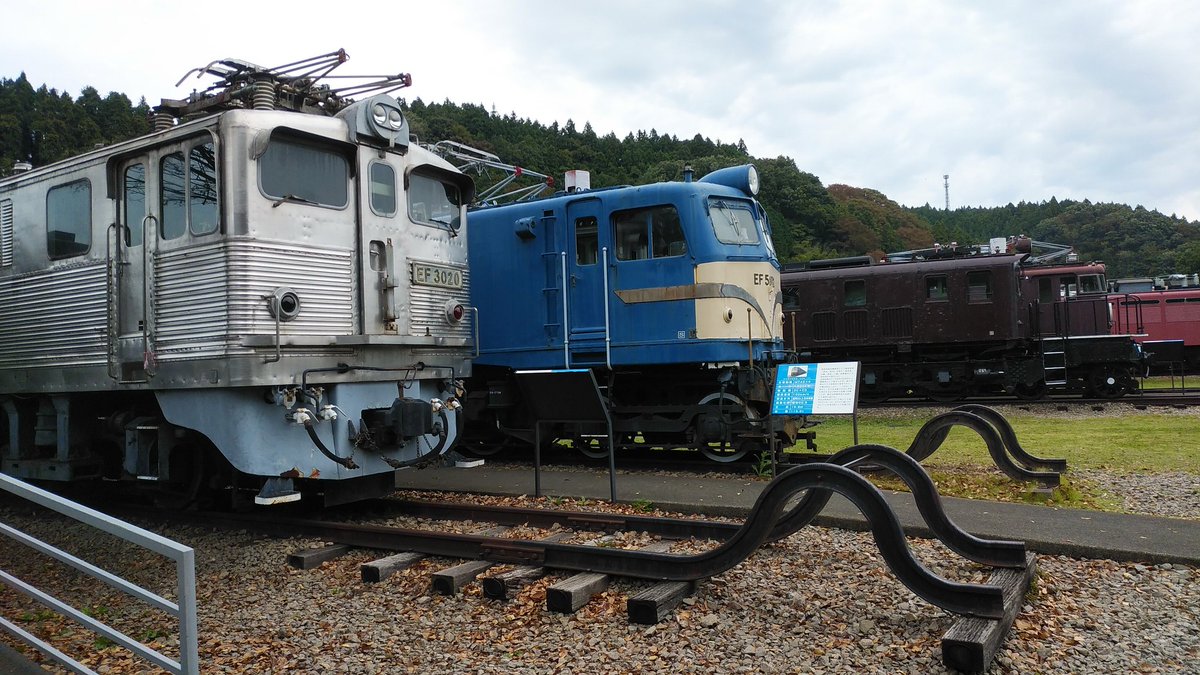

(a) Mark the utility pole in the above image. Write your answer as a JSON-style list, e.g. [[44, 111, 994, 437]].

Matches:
[[944, 174, 950, 211]]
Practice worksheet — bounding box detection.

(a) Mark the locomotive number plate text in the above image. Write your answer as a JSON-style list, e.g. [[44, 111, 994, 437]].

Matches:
[[412, 263, 463, 289]]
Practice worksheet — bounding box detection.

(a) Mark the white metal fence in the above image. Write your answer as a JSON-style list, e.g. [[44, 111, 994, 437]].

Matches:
[[0, 473, 198, 674]]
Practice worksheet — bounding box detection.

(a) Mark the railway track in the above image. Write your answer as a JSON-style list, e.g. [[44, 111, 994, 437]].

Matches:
[[88, 438, 1051, 671], [863, 388, 1200, 408], [148, 461, 1035, 672]]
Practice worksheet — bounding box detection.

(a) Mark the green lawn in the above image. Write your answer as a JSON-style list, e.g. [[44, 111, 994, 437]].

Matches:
[[1138, 375, 1197, 391], [793, 409, 1200, 473]]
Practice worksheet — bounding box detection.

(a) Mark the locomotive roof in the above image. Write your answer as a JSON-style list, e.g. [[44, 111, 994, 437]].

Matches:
[[470, 164, 761, 215], [1017, 260, 1107, 278], [781, 252, 1024, 282]]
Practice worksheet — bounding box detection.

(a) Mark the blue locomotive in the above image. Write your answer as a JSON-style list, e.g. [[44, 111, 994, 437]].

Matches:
[[462, 165, 798, 462]]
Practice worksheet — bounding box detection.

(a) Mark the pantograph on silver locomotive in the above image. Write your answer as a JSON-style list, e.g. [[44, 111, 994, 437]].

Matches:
[[0, 51, 475, 506]]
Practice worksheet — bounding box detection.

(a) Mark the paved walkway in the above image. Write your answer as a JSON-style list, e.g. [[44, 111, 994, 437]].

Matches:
[[395, 464, 1200, 566]]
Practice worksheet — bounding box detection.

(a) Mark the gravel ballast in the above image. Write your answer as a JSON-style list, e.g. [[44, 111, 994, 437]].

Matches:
[[2, 485, 1198, 674]]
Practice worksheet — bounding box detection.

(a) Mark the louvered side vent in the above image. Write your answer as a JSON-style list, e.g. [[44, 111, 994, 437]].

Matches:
[[812, 312, 836, 341], [0, 264, 107, 367], [0, 199, 12, 267], [881, 306, 913, 338], [843, 310, 869, 340]]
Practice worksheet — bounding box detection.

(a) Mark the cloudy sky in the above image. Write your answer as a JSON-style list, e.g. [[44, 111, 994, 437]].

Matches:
[[4, 1, 1198, 219]]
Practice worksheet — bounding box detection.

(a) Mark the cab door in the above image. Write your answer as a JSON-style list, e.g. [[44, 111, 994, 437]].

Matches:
[[112, 159, 153, 381], [565, 197, 608, 350], [359, 157, 399, 335]]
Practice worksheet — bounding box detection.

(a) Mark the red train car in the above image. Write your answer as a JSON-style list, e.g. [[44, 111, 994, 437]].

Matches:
[[1108, 279, 1200, 370]]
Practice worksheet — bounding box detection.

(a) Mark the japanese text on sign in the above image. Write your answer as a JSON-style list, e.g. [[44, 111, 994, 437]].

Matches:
[[770, 362, 861, 416]]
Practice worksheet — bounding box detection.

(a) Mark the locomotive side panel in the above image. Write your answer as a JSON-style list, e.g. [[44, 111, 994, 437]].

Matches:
[[784, 256, 1024, 352], [783, 254, 1141, 400], [0, 156, 112, 390]]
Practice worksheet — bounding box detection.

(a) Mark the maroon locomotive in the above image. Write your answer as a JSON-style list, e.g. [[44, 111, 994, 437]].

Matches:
[[781, 246, 1145, 401]]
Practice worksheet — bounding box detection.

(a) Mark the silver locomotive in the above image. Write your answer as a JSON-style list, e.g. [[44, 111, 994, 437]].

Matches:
[[0, 52, 474, 506]]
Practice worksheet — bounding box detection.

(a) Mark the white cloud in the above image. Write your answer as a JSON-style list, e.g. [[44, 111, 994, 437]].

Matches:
[[2, 0, 1197, 219]]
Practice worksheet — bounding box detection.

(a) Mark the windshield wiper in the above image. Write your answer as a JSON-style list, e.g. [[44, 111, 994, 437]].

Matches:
[[272, 193, 318, 208]]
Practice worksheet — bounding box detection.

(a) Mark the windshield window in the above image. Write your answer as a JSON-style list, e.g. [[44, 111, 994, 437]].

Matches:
[[708, 198, 760, 245], [1078, 273, 1106, 294], [260, 138, 348, 207], [409, 172, 462, 228]]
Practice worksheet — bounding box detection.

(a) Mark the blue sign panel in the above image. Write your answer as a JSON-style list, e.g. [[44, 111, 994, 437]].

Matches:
[[770, 362, 860, 416]]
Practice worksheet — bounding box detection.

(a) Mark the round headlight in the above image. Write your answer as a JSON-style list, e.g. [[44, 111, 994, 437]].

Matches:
[[266, 287, 301, 322], [746, 165, 760, 196]]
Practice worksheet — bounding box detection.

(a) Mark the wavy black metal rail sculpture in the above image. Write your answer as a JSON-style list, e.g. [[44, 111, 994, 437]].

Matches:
[[902, 406, 1065, 487], [768, 444, 1028, 569], [527, 461, 1004, 618], [952, 404, 1068, 472]]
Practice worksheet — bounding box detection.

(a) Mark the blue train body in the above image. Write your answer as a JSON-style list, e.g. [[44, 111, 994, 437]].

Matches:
[[463, 165, 799, 462]]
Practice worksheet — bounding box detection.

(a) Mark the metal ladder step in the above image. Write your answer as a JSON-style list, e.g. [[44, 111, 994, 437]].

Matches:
[[1042, 342, 1067, 385]]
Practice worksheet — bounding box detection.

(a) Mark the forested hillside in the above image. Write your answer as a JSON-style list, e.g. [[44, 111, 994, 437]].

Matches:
[[0, 74, 150, 170], [2, 72, 1197, 277]]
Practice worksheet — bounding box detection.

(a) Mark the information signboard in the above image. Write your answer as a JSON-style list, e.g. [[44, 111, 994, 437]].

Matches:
[[770, 362, 861, 416]]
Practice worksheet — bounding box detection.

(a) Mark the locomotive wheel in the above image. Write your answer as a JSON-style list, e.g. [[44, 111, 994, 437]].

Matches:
[[458, 433, 514, 458], [567, 436, 612, 460], [152, 440, 209, 510], [695, 393, 759, 463], [1013, 381, 1048, 400], [923, 384, 966, 403], [701, 437, 763, 464], [1088, 368, 1131, 399], [857, 386, 892, 404]]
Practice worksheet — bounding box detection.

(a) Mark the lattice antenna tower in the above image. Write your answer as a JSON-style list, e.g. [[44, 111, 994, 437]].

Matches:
[[944, 174, 950, 211]]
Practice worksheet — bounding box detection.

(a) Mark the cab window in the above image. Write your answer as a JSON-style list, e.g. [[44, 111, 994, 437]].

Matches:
[[188, 143, 218, 235], [967, 271, 993, 303], [47, 179, 91, 259], [408, 172, 462, 228], [1078, 273, 1105, 294], [123, 164, 145, 246], [162, 141, 219, 239], [369, 161, 396, 216], [844, 280, 866, 307], [575, 217, 598, 265], [1038, 277, 1053, 302], [925, 275, 948, 301], [613, 205, 685, 261], [708, 198, 760, 245], [783, 287, 802, 311], [260, 138, 348, 208]]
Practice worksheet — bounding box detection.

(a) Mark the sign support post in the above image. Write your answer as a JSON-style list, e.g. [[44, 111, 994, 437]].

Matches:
[[515, 369, 617, 502]]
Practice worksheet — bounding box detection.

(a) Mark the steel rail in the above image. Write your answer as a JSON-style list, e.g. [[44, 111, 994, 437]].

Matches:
[[172, 463, 1007, 618], [381, 499, 741, 541]]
